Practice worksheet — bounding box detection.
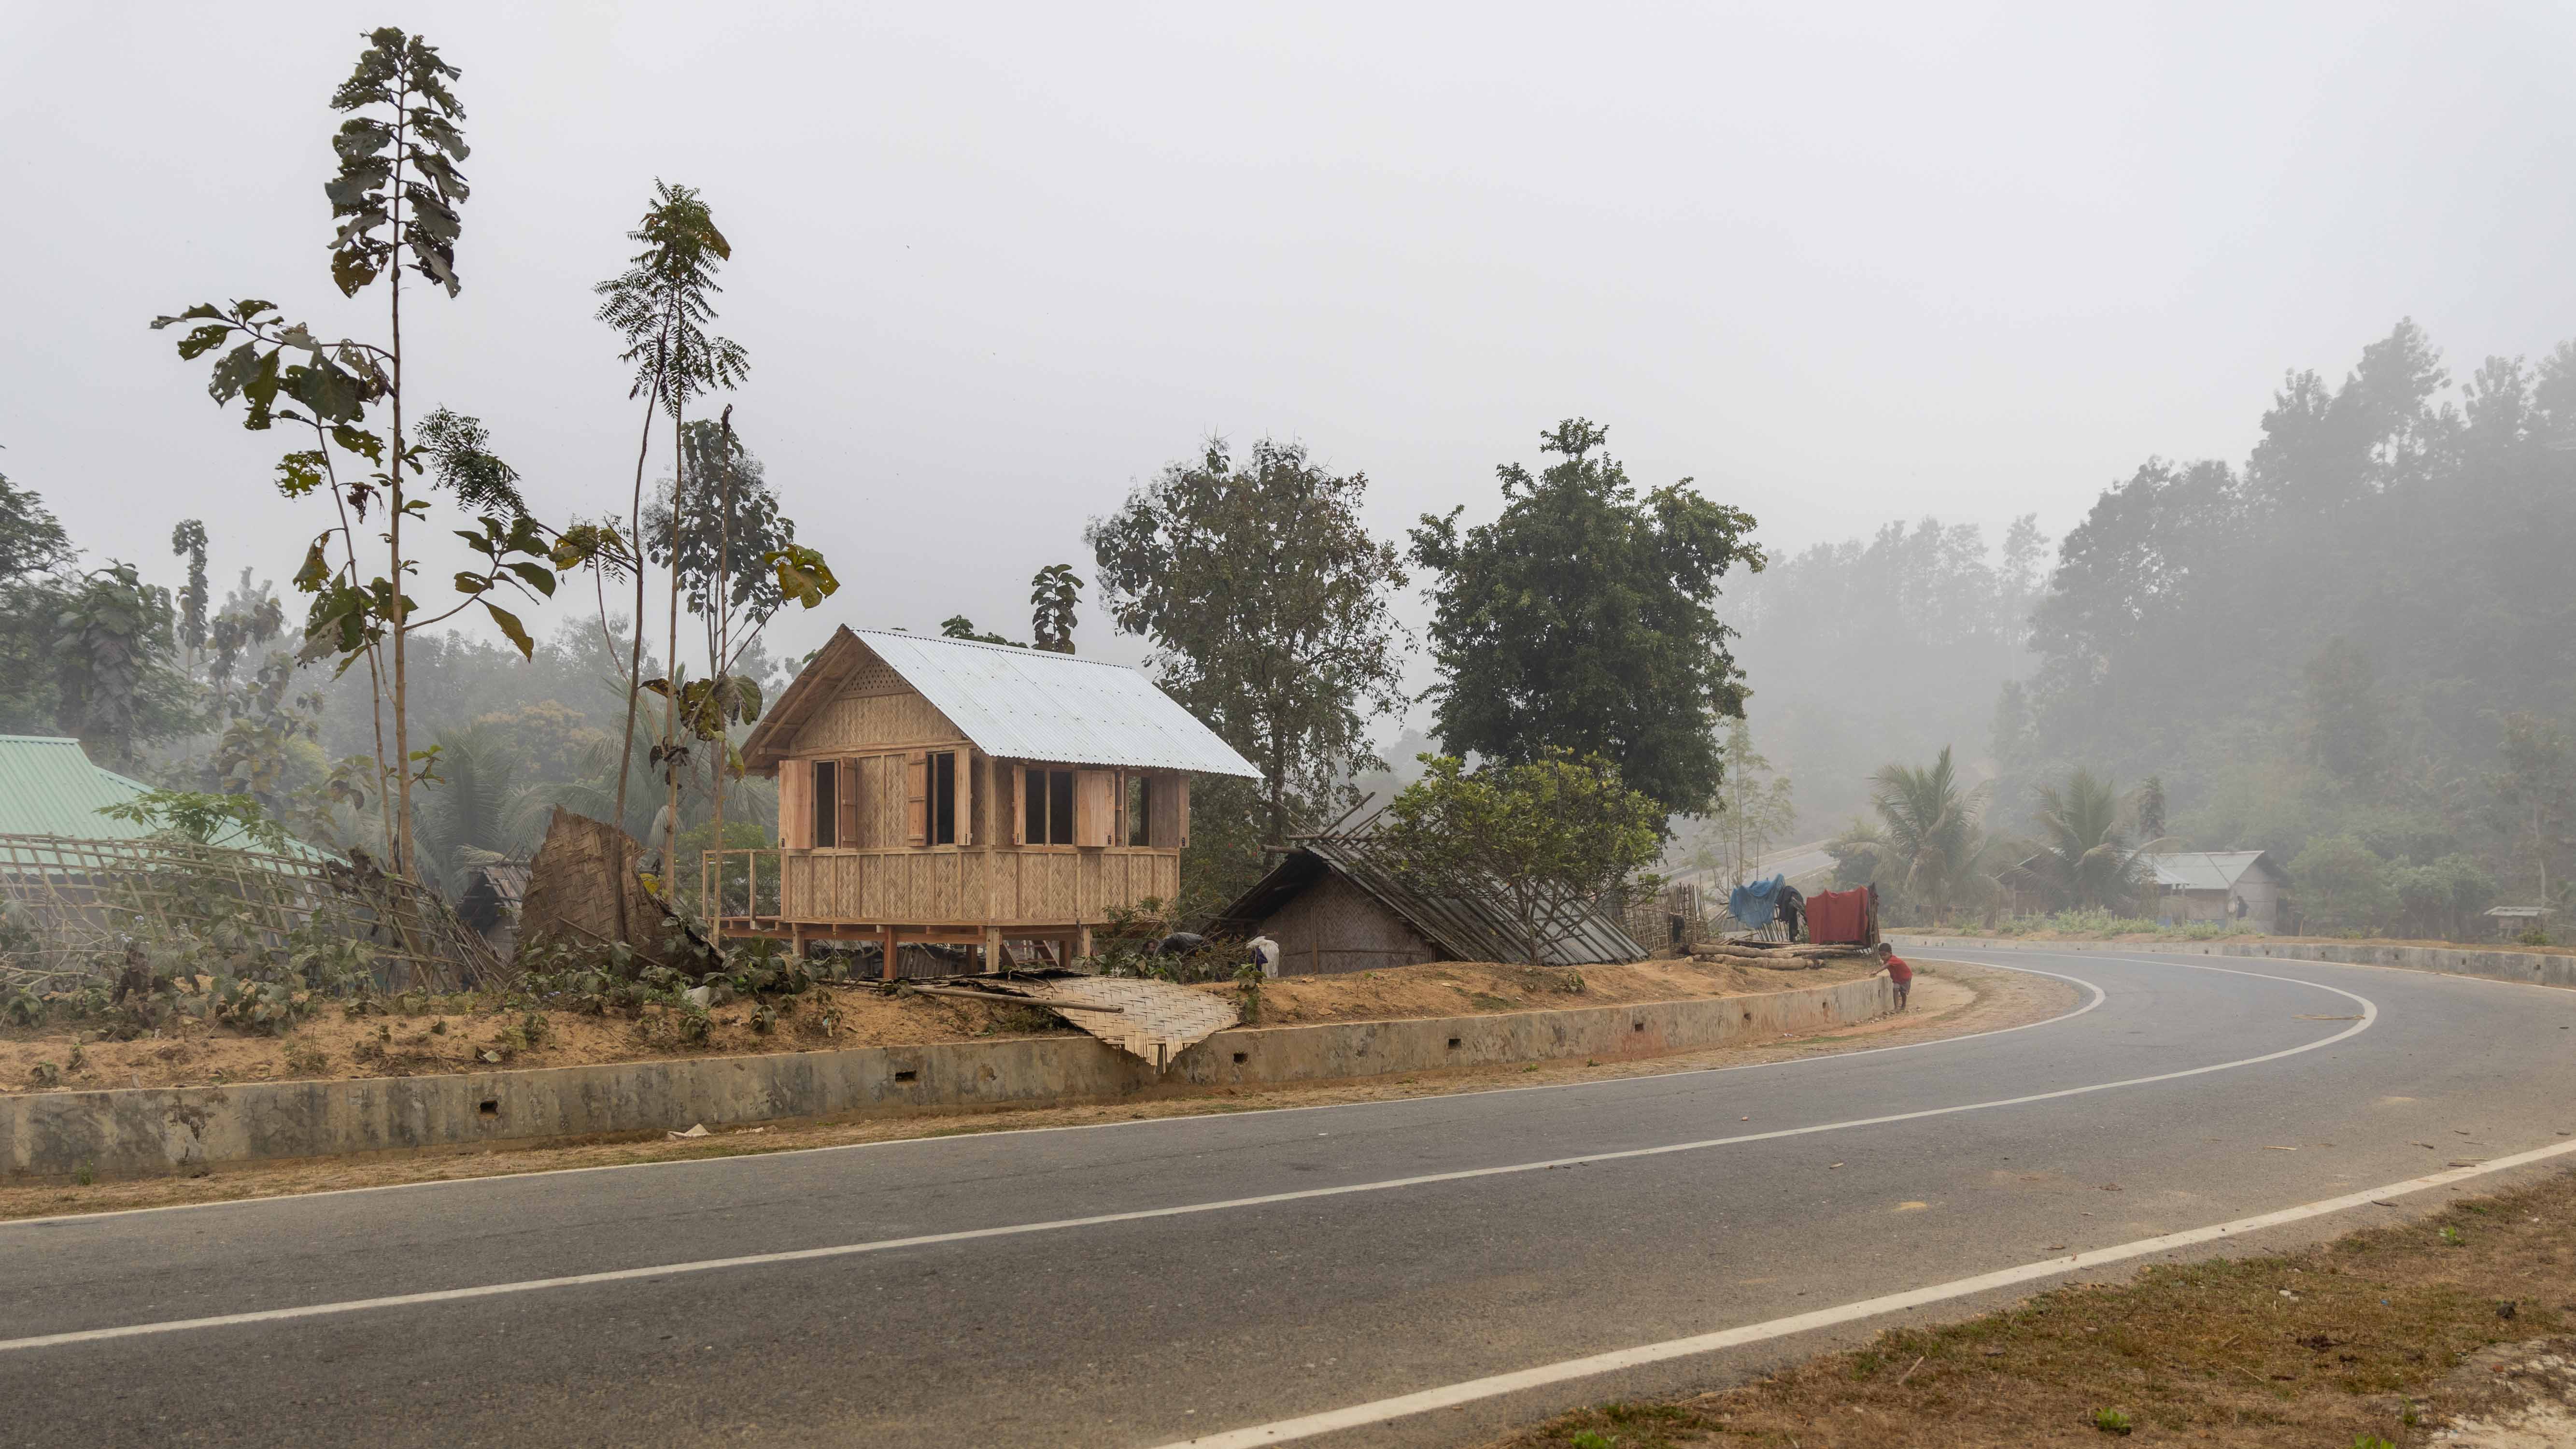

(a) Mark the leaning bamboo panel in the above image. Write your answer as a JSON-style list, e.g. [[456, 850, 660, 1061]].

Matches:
[[0, 831, 503, 994]]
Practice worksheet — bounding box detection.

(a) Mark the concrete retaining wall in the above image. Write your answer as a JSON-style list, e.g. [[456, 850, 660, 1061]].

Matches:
[[1892, 934, 2576, 991], [0, 973, 1894, 1181]]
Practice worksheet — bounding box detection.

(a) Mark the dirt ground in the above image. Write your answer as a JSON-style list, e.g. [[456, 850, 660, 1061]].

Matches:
[[1484, 1166, 2576, 1449], [0, 955, 1887, 1095], [0, 959, 2045, 1222]]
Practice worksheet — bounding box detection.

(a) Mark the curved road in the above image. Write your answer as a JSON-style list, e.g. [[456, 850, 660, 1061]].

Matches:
[[4, 948, 2575, 1448]]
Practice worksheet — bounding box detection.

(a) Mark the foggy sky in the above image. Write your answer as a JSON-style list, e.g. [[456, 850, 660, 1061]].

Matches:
[[4, 2, 2571, 677]]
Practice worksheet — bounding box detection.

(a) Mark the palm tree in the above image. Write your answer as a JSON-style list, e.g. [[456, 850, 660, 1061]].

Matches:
[[1859, 746, 1996, 924], [2014, 768, 2160, 911], [414, 724, 541, 896]]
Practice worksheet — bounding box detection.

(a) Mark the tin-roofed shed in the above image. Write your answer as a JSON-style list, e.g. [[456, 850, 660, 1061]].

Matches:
[[721, 627, 1260, 973], [1212, 835, 1648, 974], [2140, 850, 2288, 931]]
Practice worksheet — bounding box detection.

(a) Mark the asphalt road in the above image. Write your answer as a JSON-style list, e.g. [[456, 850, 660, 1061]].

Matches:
[[5, 948, 2575, 1449]]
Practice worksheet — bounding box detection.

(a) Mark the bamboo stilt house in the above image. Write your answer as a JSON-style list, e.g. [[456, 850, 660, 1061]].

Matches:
[[719, 627, 1260, 973]]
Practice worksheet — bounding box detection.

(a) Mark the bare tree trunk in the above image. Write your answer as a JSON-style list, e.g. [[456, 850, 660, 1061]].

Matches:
[[709, 410, 735, 909], [386, 98, 412, 878], [664, 403, 685, 873], [321, 442, 396, 862], [611, 384, 658, 835]]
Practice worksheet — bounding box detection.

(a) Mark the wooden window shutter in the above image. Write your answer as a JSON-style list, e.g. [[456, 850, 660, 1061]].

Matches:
[[1175, 775, 1190, 849], [904, 751, 929, 847], [838, 757, 862, 849], [1149, 771, 1182, 849], [1010, 766, 1027, 845], [953, 751, 975, 847], [778, 761, 807, 849], [1073, 769, 1116, 848]]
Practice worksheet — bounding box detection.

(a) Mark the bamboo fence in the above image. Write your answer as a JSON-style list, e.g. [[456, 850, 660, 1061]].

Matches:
[[0, 832, 504, 995]]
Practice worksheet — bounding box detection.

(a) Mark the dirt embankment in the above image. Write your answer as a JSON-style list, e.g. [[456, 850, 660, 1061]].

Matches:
[[0, 955, 1887, 1095]]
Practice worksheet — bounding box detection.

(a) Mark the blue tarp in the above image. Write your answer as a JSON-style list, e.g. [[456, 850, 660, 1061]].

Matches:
[[1728, 874, 1788, 929]]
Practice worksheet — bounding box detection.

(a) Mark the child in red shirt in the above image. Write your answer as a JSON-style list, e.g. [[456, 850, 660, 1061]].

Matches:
[[1874, 942, 1912, 1010]]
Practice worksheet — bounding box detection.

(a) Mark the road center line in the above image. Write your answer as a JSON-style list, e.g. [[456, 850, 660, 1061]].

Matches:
[[0, 963, 2372, 1355], [1150, 1134, 2576, 1449]]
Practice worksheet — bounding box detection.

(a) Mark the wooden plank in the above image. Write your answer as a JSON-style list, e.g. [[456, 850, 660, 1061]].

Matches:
[[905, 751, 929, 847], [1074, 769, 1116, 848], [952, 749, 974, 847], [1147, 771, 1179, 849], [1175, 774, 1190, 849], [778, 758, 808, 849], [1010, 765, 1027, 846], [837, 757, 860, 850]]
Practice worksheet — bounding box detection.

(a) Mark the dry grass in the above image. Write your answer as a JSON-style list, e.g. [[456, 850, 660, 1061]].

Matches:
[[1485, 1172, 2576, 1449]]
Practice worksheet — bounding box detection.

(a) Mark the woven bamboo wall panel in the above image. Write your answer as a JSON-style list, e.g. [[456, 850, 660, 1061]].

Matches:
[[1263, 873, 1439, 976], [774, 847, 1177, 926], [801, 692, 962, 753]]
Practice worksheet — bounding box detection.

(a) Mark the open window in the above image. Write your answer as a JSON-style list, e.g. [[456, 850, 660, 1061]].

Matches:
[[1022, 767, 1073, 845], [1123, 771, 1188, 848], [1126, 774, 1154, 846], [812, 760, 839, 849], [928, 751, 957, 846]]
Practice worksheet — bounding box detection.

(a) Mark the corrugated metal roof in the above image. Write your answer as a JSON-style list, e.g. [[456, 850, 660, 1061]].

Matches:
[[2142, 850, 2276, 891], [825, 629, 1259, 777], [0, 735, 333, 859]]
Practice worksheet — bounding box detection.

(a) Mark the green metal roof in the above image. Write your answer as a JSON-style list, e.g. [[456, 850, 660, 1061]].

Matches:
[[0, 735, 335, 860]]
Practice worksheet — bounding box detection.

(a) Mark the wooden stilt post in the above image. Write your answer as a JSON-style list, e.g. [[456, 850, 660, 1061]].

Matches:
[[983, 924, 1003, 975], [881, 924, 898, 982], [1076, 924, 1093, 965]]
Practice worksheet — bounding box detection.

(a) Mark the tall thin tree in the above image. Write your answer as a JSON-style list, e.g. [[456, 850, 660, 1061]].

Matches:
[[595, 182, 746, 851]]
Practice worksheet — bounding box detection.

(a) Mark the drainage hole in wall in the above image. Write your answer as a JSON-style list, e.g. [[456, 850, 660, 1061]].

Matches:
[[478, 1099, 498, 1117], [893, 1070, 918, 1083], [1231, 1052, 1247, 1065], [1446, 1037, 1461, 1050], [1742, 1011, 1753, 1022], [1632, 1021, 1645, 1032]]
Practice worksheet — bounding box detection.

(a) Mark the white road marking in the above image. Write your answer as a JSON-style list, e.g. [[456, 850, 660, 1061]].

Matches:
[[1153, 1136, 2576, 1449], [0, 964, 2370, 1354]]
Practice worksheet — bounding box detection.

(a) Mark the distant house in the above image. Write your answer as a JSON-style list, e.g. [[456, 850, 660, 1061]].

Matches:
[[2140, 850, 2289, 931], [2483, 905, 2553, 939], [729, 626, 1260, 971], [1211, 831, 1646, 974], [0, 734, 328, 858]]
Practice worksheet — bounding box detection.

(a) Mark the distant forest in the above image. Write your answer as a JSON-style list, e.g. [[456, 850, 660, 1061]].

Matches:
[[1745, 319, 2576, 933], [5, 317, 2569, 938]]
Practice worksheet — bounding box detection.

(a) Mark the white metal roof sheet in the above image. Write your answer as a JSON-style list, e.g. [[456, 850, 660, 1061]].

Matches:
[[2143, 850, 2273, 891], [854, 630, 1260, 778]]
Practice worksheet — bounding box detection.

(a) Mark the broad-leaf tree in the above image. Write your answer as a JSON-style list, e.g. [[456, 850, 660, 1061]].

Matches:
[[170, 521, 210, 668], [1090, 436, 1411, 881], [151, 28, 584, 873], [1679, 718, 1794, 885], [1030, 564, 1082, 653], [1409, 419, 1762, 821], [53, 563, 196, 769], [1376, 751, 1664, 967], [643, 414, 836, 871]]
